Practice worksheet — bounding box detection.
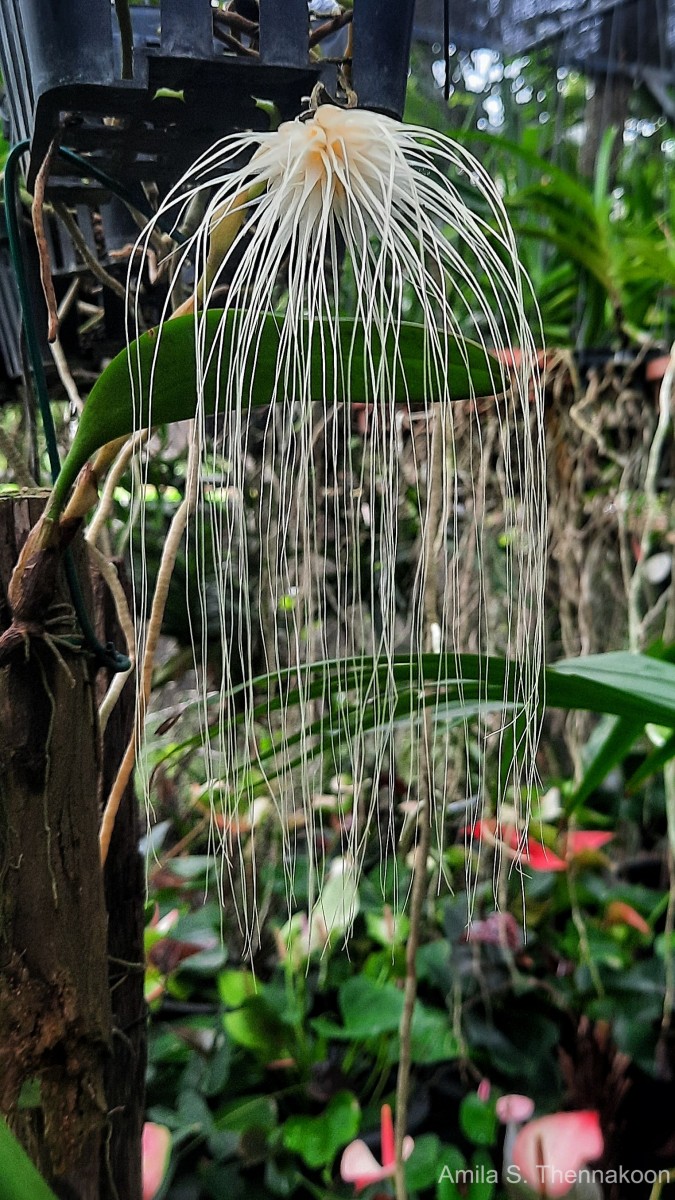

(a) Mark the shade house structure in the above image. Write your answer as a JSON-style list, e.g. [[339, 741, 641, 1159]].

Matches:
[[415, 0, 675, 83]]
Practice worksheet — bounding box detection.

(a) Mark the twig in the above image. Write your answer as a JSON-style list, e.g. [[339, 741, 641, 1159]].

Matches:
[[87, 543, 136, 735], [57, 276, 80, 322], [213, 8, 258, 35], [48, 279, 86, 414], [648, 1167, 675, 1200], [395, 410, 444, 1200], [627, 341, 675, 651], [213, 27, 259, 57], [309, 10, 353, 48], [52, 201, 129, 303], [394, 796, 430, 1200], [50, 337, 84, 413], [99, 423, 201, 865], [31, 137, 60, 343], [86, 431, 150, 548]]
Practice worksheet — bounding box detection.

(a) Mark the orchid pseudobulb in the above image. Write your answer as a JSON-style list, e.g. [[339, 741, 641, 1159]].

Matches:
[[128, 95, 546, 939]]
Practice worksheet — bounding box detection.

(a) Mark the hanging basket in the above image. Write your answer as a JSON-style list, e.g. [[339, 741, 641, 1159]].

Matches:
[[0, 0, 416, 202]]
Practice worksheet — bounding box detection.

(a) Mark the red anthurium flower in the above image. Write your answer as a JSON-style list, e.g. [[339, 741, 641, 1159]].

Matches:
[[340, 1104, 414, 1193], [466, 821, 566, 872], [521, 839, 567, 872], [512, 1110, 603, 1198], [564, 831, 613, 857], [605, 900, 650, 935], [467, 822, 612, 873], [142, 1122, 171, 1200]]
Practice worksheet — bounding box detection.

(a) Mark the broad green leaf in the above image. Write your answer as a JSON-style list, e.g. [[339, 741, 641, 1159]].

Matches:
[[405, 1134, 446, 1191], [281, 1092, 359, 1168], [148, 649, 675, 809], [459, 1093, 497, 1147], [467, 1150, 498, 1200], [0, 1118, 59, 1200], [217, 969, 257, 1008], [177, 1088, 214, 1132], [410, 1004, 459, 1064], [214, 1095, 278, 1136], [566, 714, 642, 812], [626, 727, 675, 791], [52, 311, 499, 510], [339, 975, 403, 1037], [437, 1148, 469, 1200], [548, 652, 675, 725], [222, 997, 290, 1060]]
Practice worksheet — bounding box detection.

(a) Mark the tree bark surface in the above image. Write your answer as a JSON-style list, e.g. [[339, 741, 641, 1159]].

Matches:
[[0, 493, 112, 1199], [95, 564, 145, 1200]]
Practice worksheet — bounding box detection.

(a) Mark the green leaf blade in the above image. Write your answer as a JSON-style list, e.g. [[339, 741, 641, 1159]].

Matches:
[[57, 311, 500, 504]]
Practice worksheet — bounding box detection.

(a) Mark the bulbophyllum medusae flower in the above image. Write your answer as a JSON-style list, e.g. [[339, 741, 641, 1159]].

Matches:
[[129, 93, 546, 937]]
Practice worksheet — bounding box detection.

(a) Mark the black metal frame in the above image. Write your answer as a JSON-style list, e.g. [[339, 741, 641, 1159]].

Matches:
[[0, 1, 416, 203]]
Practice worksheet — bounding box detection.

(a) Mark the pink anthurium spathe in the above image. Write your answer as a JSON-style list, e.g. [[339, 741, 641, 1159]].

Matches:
[[142, 1122, 172, 1200], [467, 821, 566, 872], [512, 1110, 603, 1198], [604, 900, 650, 936], [497, 1094, 535, 1125], [467, 822, 612, 873], [564, 832, 613, 858], [340, 1104, 414, 1193], [497, 1092, 536, 1173]]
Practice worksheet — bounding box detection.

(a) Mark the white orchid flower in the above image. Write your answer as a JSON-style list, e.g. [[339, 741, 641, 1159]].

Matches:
[[129, 94, 546, 938]]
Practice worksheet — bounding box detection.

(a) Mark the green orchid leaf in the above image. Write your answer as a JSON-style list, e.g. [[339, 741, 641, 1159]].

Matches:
[[626, 728, 675, 792], [566, 714, 643, 813], [53, 310, 500, 511], [155, 650, 675, 788]]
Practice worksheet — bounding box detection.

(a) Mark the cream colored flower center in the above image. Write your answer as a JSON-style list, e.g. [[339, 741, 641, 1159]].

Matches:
[[252, 105, 399, 211]]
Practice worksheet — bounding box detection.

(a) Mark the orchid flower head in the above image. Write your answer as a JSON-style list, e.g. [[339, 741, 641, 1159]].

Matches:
[[129, 94, 546, 936]]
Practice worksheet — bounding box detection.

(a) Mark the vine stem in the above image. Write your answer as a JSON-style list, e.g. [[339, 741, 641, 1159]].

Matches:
[[99, 421, 200, 864], [32, 137, 60, 343], [627, 341, 675, 652], [394, 779, 431, 1200], [395, 408, 445, 1200]]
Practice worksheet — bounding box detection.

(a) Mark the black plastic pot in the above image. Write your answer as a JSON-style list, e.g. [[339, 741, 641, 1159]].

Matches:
[[0, 1, 416, 202]]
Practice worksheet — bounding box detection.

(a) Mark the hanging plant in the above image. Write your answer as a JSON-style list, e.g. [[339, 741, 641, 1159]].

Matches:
[[6, 77, 545, 925]]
